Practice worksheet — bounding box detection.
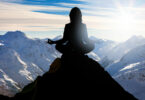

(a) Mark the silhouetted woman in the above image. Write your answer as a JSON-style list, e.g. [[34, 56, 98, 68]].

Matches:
[[48, 7, 94, 54]]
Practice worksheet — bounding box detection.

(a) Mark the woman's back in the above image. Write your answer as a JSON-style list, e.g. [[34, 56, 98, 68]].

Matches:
[[64, 23, 87, 46]]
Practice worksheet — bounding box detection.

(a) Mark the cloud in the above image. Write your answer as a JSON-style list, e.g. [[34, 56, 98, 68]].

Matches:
[[0, 0, 23, 3], [0, 1, 115, 32], [0, 1, 70, 31], [1, 0, 145, 41], [58, 2, 87, 8]]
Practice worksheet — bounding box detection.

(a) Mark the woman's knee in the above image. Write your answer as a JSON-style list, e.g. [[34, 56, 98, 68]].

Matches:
[[55, 44, 60, 50], [55, 44, 63, 52], [55, 44, 67, 53]]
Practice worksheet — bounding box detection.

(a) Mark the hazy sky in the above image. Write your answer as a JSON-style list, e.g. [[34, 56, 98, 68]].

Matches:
[[0, 0, 145, 41]]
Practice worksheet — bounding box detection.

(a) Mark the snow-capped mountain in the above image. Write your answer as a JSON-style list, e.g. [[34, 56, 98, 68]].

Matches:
[[100, 35, 145, 67], [0, 31, 60, 97], [90, 35, 145, 100], [1, 31, 145, 99], [90, 36, 117, 59], [106, 43, 145, 100], [106, 44, 145, 76], [114, 61, 145, 100], [0, 69, 20, 97], [0, 31, 99, 97]]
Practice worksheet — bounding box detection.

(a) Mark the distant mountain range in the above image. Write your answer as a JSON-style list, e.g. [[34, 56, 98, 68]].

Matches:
[[0, 31, 145, 100]]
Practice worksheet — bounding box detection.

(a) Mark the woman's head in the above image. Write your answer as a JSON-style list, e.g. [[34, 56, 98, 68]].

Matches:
[[69, 7, 82, 23]]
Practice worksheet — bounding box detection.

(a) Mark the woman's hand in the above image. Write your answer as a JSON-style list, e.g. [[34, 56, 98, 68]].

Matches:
[[47, 39, 55, 44]]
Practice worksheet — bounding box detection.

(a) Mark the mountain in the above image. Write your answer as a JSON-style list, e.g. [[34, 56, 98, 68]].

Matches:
[[91, 35, 145, 100], [106, 44, 145, 76], [0, 69, 20, 97], [100, 35, 145, 67], [0, 31, 99, 97], [88, 52, 100, 61], [0, 31, 145, 99], [4, 54, 136, 100], [106, 44, 145, 100], [114, 61, 145, 100], [0, 31, 60, 97], [90, 36, 117, 59]]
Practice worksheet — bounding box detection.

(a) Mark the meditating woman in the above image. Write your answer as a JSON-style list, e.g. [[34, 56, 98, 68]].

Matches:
[[47, 7, 94, 54]]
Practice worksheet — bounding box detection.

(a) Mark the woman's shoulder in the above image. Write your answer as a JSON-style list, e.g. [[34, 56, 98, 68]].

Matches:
[[82, 23, 86, 26], [65, 23, 86, 27], [66, 23, 71, 26], [64, 23, 71, 28]]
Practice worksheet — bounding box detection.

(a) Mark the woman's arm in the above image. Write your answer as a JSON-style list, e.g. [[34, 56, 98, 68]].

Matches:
[[47, 25, 68, 45]]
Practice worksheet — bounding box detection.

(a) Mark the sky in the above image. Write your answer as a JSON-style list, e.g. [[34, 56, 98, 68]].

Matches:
[[0, 0, 145, 41]]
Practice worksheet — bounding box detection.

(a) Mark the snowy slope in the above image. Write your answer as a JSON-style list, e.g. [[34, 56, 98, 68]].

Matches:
[[0, 69, 20, 97], [0, 31, 60, 96], [114, 61, 145, 100], [90, 36, 117, 59], [88, 52, 100, 61], [106, 44, 145, 76], [105, 44, 145, 100], [101, 35, 145, 67]]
